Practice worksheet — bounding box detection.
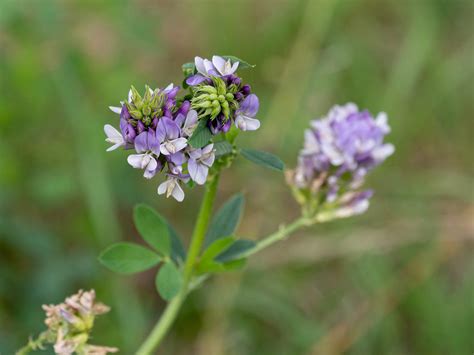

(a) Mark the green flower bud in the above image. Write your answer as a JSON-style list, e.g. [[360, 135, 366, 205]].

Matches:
[[211, 105, 221, 120], [225, 93, 234, 100], [142, 105, 151, 116], [209, 94, 217, 100], [221, 100, 230, 119], [218, 95, 226, 103], [143, 85, 152, 101], [143, 116, 151, 126], [130, 86, 142, 107], [195, 85, 217, 95], [129, 109, 143, 119], [227, 84, 238, 94], [152, 108, 162, 118], [150, 92, 164, 108], [212, 99, 220, 107], [212, 77, 227, 95], [194, 93, 211, 102]]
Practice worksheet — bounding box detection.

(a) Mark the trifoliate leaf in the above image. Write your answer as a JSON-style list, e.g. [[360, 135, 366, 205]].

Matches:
[[155, 261, 183, 301], [99, 242, 161, 274], [134, 204, 170, 256], [214, 141, 233, 157], [241, 148, 285, 171], [205, 194, 244, 247], [215, 239, 256, 262], [168, 223, 186, 265]]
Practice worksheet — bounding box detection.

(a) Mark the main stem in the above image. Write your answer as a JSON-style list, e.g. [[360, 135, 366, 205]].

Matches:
[[136, 174, 220, 355]]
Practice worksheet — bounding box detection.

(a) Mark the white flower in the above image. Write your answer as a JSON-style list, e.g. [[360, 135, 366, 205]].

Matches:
[[157, 177, 185, 202], [127, 153, 158, 179], [212, 55, 239, 76], [104, 124, 125, 152]]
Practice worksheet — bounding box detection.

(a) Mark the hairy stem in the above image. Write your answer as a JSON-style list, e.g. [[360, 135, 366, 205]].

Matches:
[[136, 174, 220, 355]]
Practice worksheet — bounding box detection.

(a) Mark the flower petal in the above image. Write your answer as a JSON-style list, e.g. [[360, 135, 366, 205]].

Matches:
[[109, 106, 122, 114], [186, 74, 207, 86], [212, 55, 226, 75], [194, 56, 207, 75], [235, 115, 261, 131], [127, 154, 146, 169], [134, 132, 149, 153], [239, 94, 259, 117], [230, 61, 239, 74], [104, 124, 125, 151], [157, 179, 170, 195], [188, 159, 208, 185], [171, 182, 185, 202]]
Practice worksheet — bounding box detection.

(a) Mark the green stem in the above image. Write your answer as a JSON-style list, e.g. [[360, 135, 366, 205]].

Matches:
[[16, 332, 49, 355], [242, 216, 312, 258], [136, 174, 220, 355]]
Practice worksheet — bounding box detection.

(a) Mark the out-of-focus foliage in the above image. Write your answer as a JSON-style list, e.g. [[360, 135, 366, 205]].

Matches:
[[0, 0, 472, 354]]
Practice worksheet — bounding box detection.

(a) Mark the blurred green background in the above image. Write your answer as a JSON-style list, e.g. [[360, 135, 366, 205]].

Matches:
[[1, 0, 473, 354]]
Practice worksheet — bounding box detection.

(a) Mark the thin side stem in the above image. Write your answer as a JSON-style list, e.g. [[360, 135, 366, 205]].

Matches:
[[242, 216, 312, 258], [136, 174, 220, 355]]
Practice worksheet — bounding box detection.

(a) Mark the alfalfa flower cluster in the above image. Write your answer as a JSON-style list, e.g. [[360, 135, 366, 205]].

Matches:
[[104, 55, 259, 201]]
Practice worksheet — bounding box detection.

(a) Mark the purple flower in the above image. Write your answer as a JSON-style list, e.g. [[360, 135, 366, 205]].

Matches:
[[156, 117, 188, 155], [288, 103, 394, 218], [208, 114, 232, 134], [187, 144, 215, 185], [127, 130, 161, 179], [175, 110, 199, 137], [235, 94, 260, 131]]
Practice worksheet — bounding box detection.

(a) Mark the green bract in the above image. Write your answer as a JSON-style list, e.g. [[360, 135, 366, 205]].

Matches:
[[126, 85, 166, 124], [190, 77, 240, 121]]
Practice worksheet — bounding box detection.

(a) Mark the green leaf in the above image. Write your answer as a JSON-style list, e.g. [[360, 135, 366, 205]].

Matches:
[[215, 239, 256, 262], [221, 55, 255, 69], [168, 223, 186, 265], [201, 236, 235, 263], [214, 141, 233, 157], [189, 119, 213, 148], [196, 258, 247, 274], [99, 242, 161, 274], [134, 204, 170, 256], [155, 261, 183, 301], [241, 148, 285, 171], [221, 258, 247, 271], [182, 62, 195, 76], [205, 194, 244, 247]]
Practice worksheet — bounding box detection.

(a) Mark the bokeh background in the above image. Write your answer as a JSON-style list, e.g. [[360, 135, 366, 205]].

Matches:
[[1, 0, 473, 354]]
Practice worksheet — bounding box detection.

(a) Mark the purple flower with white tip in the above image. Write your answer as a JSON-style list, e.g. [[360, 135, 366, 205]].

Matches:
[[127, 130, 161, 179], [188, 144, 215, 185], [186, 55, 239, 86], [235, 94, 260, 131], [175, 109, 199, 137], [156, 117, 188, 155]]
